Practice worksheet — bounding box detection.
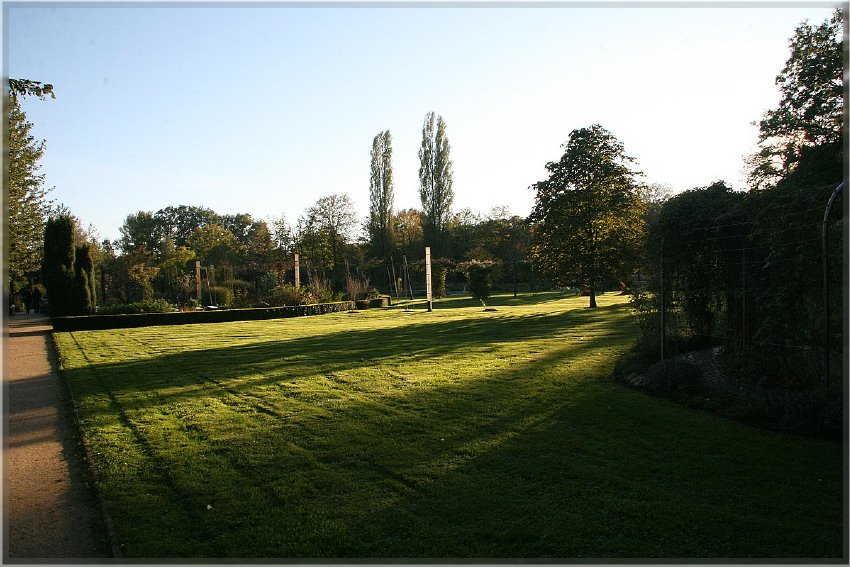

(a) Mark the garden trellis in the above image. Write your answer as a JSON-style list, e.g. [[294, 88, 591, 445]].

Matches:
[[647, 180, 844, 389]]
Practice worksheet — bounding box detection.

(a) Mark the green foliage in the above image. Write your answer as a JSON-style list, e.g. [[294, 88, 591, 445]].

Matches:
[[118, 211, 162, 255], [641, 178, 841, 388], [220, 213, 255, 248], [419, 112, 454, 256], [265, 284, 309, 307], [154, 205, 219, 248], [305, 271, 337, 303], [201, 285, 234, 307], [189, 224, 240, 266], [434, 267, 447, 299], [749, 9, 844, 189], [7, 90, 52, 289], [391, 208, 423, 261], [70, 270, 93, 315], [300, 194, 358, 271], [42, 215, 76, 316], [8, 78, 55, 99], [73, 244, 96, 314], [530, 124, 646, 308], [459, 259, 498, 301], [100, 248, 157, 305], [344, 268, 371, 301], [636, 12, 845, 390], [369, 130, 395, 260], [128, 262, 159, 302], [52, 301, 356, 331]]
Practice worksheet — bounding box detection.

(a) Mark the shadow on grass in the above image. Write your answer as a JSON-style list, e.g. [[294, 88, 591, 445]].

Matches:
[[57, 299, 844, 559]]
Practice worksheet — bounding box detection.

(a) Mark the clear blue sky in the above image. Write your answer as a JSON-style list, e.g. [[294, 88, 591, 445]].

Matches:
[[5, 2, 838, 243]]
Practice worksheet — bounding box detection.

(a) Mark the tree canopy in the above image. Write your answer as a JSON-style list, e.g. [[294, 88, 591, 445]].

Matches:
[[419, 112, 454, 256], [369, 130, 395, 260], [530, 124, 646, 307], [749, 9, 844, 188], [7, 80, 54, 290]]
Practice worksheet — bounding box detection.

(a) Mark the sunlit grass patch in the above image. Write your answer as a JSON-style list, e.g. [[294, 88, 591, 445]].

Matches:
[[54, 292, 843, 559]]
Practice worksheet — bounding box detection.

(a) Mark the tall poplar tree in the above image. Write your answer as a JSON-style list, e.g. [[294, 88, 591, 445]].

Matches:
[[368, 130, 394, 260], [7, 79, 54, 290], [418, 112, 454, 256]]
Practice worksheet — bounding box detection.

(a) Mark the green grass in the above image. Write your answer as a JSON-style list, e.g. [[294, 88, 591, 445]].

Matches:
[[53, 292, 844, 559]]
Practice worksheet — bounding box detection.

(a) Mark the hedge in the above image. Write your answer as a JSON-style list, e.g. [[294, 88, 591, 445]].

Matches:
[[51, 301, 356, 332]]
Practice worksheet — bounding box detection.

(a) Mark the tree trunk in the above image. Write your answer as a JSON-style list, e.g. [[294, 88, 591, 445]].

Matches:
[[588, 281, 597, 308]]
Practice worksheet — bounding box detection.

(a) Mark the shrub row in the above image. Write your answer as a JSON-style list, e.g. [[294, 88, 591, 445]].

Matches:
[[51, 301, 356, 332], [614, 348, 842, 439]]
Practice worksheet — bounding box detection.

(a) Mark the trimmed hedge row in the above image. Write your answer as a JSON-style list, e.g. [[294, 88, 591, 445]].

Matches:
[[51, 301, 356, 332]]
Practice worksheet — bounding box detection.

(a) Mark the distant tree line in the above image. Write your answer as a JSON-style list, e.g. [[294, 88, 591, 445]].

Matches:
[[30, 110, 542, 314]]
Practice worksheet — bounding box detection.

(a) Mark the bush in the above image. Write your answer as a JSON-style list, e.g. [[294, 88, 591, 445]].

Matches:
[[344, 271, 370, 301], [459, 260, 499, 301], [202, 285, 233, 307], [614, 346, 842, 438], [306, 272, 335, 304], [266, 284, 308, 307], [624, 359, 703, 394], [434, 268, 447, 299]]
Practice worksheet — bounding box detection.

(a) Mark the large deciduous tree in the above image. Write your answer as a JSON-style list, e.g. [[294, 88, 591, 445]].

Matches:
[[419, 112, 454, 256], [302, 193, 357, 271], [188, 224, 240, 266], [748, 9, 844, 188], [7, 79, 54, 291], [530, 124, 646, 308], [118, 211, 163, 255], [392, 208, 423, 261], [154, 205, 219, 248], [369, 130, 395, 260]]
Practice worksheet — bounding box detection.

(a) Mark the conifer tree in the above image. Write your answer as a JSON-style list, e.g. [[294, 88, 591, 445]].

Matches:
[[74, 243, 96, 313], [42, 215, 76, 315]]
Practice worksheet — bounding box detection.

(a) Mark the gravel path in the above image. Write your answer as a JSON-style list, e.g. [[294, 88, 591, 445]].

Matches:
[[4, 313, 111, 559]]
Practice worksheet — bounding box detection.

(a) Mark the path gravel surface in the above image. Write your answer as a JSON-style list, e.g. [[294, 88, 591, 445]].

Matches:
[[4, 313, 110, 560]]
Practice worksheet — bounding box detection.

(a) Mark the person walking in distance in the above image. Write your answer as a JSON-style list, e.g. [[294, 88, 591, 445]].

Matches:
[[31, 286, 42, 314], [22, 287, 32, 315]]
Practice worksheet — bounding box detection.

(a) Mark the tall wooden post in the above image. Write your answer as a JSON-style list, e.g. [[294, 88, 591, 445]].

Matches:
[[195, 261, 201, 302], [425, 246, 433, 312], [294, 253, 300, 288]]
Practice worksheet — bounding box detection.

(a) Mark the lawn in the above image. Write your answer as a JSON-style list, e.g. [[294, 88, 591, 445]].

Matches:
[[53, 292, 845, 559]]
